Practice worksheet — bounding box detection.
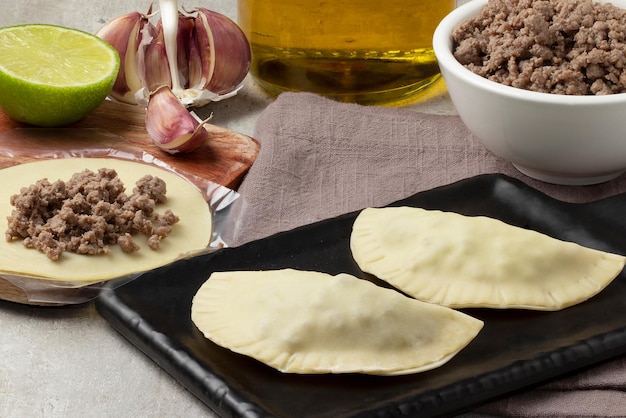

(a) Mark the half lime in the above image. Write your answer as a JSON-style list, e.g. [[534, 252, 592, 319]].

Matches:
[[0, 24, 120, 127]]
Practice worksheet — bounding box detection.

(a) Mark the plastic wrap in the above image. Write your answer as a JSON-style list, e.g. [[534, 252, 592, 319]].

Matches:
[[0, 128, 239, 305]]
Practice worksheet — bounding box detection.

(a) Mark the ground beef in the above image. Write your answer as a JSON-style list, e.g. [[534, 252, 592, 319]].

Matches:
[[5, 168, 180, 261], [452, 0, 626, 95]]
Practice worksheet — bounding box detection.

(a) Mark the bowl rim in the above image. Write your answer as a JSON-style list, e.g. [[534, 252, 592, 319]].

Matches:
[[433, 0, 626, 105]]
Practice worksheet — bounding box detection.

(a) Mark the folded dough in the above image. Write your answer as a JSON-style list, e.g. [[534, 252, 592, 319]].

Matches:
[[350, 207, 626, 311], [191, 269, 483, 375], [0, 158, 212, 282]]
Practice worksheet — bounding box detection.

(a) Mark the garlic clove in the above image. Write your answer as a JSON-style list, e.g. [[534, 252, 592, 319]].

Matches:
[[173, 13, 195, 89], [192, 8, 251, 95], [96, 9, 155, 105], [187, 21, 205, 91], [141, 25, 172, 92], [133, 20, 159, 106], [144, 13, 194, 90], [146, 85, 210, 154], [96, 12, 144, 104]]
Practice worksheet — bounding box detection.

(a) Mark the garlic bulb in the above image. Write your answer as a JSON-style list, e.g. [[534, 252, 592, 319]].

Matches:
[[97, 0, 250, 107], [96, 0, 251, 152], [146, 85, 211, 154]]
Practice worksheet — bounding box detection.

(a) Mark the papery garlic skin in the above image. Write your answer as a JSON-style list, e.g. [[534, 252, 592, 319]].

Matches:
[[146, 85, 211, 154]]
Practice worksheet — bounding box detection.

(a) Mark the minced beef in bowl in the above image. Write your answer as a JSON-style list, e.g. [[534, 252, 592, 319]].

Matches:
[[452, 0, 626, 95]]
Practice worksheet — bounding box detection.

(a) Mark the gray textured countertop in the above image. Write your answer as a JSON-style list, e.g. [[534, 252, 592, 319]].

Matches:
[[0, 1, 469, 417]]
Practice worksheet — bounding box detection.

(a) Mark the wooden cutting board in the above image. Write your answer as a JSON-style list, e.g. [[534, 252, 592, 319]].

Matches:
[[0, 99, 260, 305], [0, 99, 260, 189]]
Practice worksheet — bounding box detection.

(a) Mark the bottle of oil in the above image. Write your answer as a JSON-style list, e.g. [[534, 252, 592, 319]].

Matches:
[[237, 0, 455, 105]]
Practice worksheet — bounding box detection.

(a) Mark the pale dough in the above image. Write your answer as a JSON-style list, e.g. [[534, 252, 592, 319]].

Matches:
[[191, 269, 483, 375], [350, 207, 626, 310], [0, 158, 212, 282]]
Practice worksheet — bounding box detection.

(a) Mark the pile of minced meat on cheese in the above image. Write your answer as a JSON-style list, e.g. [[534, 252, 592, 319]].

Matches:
[[5, 168, 179, 261]]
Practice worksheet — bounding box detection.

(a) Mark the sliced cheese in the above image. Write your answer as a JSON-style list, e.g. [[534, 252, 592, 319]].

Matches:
[[0, 158, 212, 282]]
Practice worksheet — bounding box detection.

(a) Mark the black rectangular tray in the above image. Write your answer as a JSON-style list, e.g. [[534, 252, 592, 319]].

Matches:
[[96, 174, 626, 417]]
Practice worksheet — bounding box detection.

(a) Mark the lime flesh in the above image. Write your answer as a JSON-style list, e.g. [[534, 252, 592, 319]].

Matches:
[[0, 24, 120, 127]]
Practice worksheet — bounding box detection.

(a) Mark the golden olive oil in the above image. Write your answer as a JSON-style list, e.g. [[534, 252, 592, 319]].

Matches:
[[237, 0, 455, 105]]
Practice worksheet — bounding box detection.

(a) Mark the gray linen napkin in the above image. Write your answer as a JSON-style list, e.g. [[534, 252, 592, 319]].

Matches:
[[224, 91, 626, 417], [226, 92, 626, 246]]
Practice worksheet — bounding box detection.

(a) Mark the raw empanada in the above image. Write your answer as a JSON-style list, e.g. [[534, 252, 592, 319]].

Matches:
[[350, 207, 626, 311], [191, 269, 483, 375], [0, 158, 212, 282]]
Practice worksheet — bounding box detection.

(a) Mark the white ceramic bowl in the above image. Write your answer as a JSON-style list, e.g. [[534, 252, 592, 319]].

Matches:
[[433, 0, 626, 185]]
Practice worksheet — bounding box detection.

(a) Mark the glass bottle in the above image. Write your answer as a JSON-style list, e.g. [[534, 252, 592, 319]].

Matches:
[[237, 0, 455, 105]]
